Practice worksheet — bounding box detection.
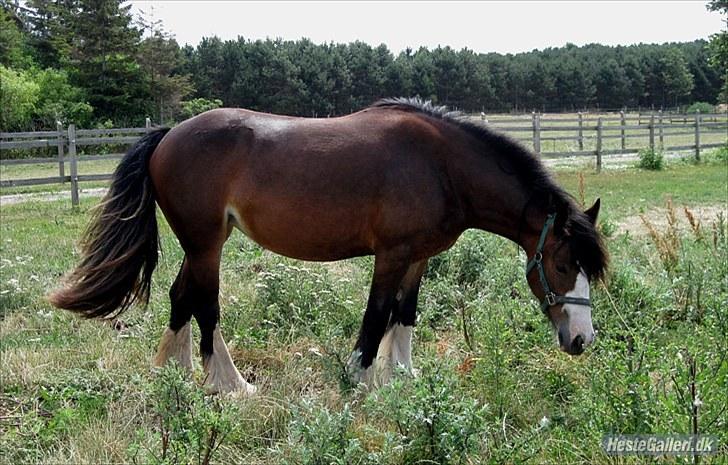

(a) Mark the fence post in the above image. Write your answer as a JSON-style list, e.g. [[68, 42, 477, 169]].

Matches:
[[596, 117, 603, 173], [532, 112, 541, 155], [145, 117, 151, 129], [658, 110, 664, 150], [694, 110, 701, 162], [56, 121, 65, 181], [649, 114, 655, 152], [578, 112, 584, 151], [620, 111, 626, 151], [68, 124, 79, 207]]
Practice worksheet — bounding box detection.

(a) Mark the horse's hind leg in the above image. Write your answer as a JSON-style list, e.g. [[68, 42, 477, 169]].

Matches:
[[376, 259, 428, 382], [183, 250, 256, 396], [154, 258, 193, 370]]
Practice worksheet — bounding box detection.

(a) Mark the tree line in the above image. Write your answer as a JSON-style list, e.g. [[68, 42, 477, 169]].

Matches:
[[1, 0, 725, 131]]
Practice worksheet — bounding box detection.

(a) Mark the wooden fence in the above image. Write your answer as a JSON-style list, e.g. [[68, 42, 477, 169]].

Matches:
[[1, 112, 726, 206], [477, 110, 727, 171], [1, 119, 151, 206]]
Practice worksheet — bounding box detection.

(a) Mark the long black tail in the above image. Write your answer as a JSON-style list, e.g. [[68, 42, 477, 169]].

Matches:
[[49, 127, 171, 318]]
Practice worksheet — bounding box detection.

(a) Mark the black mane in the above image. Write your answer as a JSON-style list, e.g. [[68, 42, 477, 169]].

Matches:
[[371, 97, 608, 280]]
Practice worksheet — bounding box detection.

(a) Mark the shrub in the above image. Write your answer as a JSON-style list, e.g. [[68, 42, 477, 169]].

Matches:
[[637, 148, 664, 170], [129, 363, 240, 465], [273, 400, 370, 465], [0, 65, 39, 130], [180, 98, 223, 120], [685, 101, 714, 114], [709, 144, 728, 162], [366, 360, 488, 464], [33, 68, 93, 127]]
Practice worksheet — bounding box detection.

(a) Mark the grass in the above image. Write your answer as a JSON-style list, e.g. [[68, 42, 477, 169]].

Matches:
[[1, 159, 727, 464], [555, 161, 728, 218]]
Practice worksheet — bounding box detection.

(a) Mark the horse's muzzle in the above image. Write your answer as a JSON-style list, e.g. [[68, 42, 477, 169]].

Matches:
[[559, 331, 592, 355]]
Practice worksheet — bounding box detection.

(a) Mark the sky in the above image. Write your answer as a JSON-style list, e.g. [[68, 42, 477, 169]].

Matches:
[[128, 1, 724, 54]]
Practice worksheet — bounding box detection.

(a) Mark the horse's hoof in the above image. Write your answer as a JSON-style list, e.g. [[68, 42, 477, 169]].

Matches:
[[205, 380, 257, 397], [346, 350, 374, 389]]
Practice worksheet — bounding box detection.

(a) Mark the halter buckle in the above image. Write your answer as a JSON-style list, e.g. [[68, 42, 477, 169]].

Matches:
[[533, 252, 543, 263], [545, 292, 556, 306]]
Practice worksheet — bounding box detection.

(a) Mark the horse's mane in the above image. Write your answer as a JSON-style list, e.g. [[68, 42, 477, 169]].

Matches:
[[370, 97, 608, 280]]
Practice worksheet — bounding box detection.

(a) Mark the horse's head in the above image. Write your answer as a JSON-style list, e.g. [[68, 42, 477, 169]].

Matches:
[[525, 198, 606, 355]]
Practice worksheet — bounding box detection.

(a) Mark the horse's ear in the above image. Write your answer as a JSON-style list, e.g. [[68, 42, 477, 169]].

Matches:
[[585, 198, 601, 224]]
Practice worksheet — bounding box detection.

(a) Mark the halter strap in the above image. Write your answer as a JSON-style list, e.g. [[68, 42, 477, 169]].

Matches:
[[526, 213, 591, 313]]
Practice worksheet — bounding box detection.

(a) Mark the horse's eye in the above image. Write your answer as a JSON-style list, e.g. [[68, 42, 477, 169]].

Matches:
[[556, 265, 568, 274]]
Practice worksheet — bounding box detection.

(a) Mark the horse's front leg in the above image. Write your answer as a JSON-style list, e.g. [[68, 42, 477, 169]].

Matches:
[[376, 259, 428, 382], [347, 250, 410, 389]]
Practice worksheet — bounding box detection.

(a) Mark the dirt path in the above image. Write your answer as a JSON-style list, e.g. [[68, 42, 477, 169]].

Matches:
[[617, 203, 727, 236], [0, 187, 108, 207]]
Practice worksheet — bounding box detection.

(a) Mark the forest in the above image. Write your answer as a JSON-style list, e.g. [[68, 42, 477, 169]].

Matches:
[[1, 0, 726, 130]]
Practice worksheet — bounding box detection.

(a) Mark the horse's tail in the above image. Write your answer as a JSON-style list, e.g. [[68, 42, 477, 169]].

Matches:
[[49, 127, 171, 319]]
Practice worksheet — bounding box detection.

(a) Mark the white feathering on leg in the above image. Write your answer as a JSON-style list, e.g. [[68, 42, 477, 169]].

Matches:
[[154, 322, 193, 370], [203, 325, 257, 396], [375, 324, 415, 385]]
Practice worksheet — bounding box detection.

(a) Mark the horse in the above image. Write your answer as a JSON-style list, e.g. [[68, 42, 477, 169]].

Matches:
[[49, 98, 608, 395]]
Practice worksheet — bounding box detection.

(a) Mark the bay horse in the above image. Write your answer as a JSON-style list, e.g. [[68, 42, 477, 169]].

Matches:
[[50, 98, 607, 395]]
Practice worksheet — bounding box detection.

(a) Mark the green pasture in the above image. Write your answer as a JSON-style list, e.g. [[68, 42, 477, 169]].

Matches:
[[0, 158, 727, 464]]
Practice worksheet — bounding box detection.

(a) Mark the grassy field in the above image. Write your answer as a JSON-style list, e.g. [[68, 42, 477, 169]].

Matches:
[[1, 156, 727, 464]]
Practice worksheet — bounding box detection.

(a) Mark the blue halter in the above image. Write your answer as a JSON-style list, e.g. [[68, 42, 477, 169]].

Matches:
[[526, 213, 591, 314]]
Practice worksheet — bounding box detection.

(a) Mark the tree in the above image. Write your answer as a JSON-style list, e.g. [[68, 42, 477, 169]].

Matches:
[[183, 36, 225, 102], [706, 0, 728, 103], [410, 47, 436, 102], [0, 5, 33, 68], [345, 41, 388, 110], [657, 48, 694, 107], [137, 10, 193, 124], [23, 0, 77, 69], [71, 0, 151, 124], [595, 60, 630, 109]]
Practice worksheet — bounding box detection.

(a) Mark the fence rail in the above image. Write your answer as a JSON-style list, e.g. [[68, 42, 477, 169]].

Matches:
[[1, 112, 726, 206]]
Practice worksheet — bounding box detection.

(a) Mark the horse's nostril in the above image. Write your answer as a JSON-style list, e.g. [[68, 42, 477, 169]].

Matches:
[[571, 335, 585, 355]]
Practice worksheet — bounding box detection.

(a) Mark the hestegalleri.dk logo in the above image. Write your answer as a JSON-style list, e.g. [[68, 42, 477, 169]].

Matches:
[[602, 435, 719, 456]]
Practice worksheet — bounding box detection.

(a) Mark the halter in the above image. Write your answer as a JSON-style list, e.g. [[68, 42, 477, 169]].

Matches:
[[526, 213, 591, 314]]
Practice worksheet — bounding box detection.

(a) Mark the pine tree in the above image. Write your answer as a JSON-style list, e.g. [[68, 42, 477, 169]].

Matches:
[[706, 0, 727, 103], [71, 0, 151, 124], [137, 7, 193, 124], [23, 0, 76, 69]]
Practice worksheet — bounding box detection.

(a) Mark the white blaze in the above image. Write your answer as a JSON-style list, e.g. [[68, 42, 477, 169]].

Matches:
[[562, 269, 595, 347]]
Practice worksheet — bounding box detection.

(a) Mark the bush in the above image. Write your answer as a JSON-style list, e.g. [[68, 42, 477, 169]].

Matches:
[[637, 148, 664, 170], [710, 144, 728, 162], [273, 400, 369, 465], [0, 65, 92, 130], [33, 68, 93, 127], [129, 363, 240, 465], [180, 98, 223, 120], [366, 360, 488, 464], [0, 65, 39, 130], [685, 101, 714, 114]]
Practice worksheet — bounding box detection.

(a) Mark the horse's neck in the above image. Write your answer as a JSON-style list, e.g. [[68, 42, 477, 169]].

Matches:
[[451, 148, 541, 253]]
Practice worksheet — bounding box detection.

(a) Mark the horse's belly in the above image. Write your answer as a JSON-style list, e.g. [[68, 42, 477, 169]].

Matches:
[[227, 203, 373, 261]]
